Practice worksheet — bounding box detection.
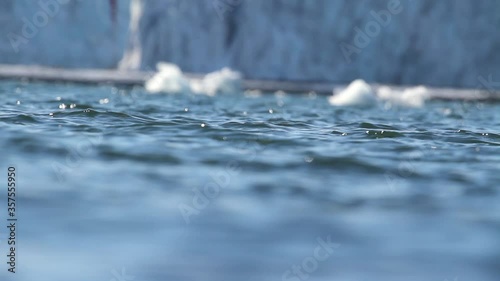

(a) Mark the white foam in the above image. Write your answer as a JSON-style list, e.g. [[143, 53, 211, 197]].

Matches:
[[328, 79, 376, 107], [378, 85, 430, 107], [145, 63, 191, 94]]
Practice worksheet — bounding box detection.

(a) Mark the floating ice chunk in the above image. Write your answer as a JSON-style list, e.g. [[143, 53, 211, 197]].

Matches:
[[378, 85, 430, 107], [328, 79, 376, 107], [145, 64, 242, 96], [377, 85, 394, 100], [195, 67, 242, 96], [145, 63, 191, 94], [401, 86, 430, 107]]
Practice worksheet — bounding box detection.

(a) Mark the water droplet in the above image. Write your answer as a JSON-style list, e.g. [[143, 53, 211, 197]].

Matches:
[[201, 123, 206, 128], [304, 156, 314, 163]]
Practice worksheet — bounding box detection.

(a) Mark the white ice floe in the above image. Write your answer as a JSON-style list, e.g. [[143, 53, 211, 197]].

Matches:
[[328, 79, 376, 107], [378, 85, 430, 107], [328, 79, 430, 108], [145, 63, 191, 94], [192, 67, 242, 96], [203, 67, 242, 95], [145, 63, 242, 96]]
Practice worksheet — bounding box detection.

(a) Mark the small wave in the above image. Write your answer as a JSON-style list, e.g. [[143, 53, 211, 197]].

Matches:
[[99, 149, 182, 164], [357, 122, 400, 130], [0, 113, 40, 124], [364, 130, 405, 138], [50, 109, 133, 119]]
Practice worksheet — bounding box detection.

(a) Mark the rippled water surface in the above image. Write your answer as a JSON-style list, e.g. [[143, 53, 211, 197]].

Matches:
[[1, 80, 499, 281]]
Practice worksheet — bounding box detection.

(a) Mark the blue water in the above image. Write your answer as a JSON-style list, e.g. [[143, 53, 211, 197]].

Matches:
[[1, 80, 499, 281]]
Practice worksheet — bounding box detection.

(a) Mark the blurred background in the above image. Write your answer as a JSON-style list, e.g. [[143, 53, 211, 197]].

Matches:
[[1, 1, 500, 281], [0, 0, 499, 87]]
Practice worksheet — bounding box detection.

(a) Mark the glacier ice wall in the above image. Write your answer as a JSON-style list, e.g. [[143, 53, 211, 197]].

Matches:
[[0, 0, 130, 68], [1, 0, 498, 88], [121, 0, 500, 88]]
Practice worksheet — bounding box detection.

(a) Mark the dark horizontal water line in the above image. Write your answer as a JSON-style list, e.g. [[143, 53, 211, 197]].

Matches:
[[0, 64, 498, 101]]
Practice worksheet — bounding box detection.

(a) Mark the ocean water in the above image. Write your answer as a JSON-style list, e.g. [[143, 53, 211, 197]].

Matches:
[[0, 80, 499, 281]]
